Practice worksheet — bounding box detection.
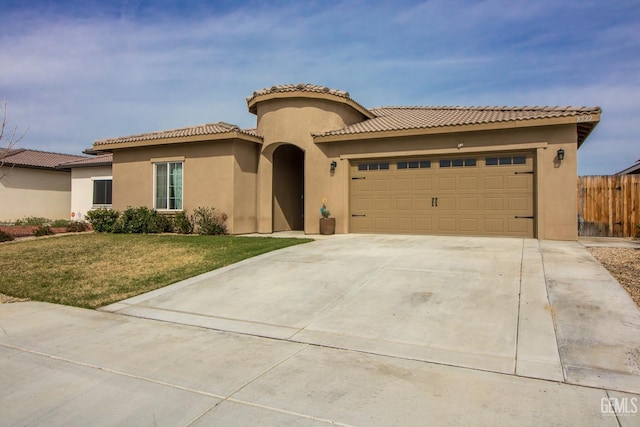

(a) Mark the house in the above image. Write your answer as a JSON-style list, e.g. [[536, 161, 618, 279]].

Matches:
[[0, 148, 87, 222], [616, 159, 640, 175], [92, 83, 601, 240], [56, 154, 113, 222]]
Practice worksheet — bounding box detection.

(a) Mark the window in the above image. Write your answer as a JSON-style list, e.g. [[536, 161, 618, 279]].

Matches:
[[155, 162, 183, 210], [440, 158, 476, 168], [486, 156, 527, 166], [93, 179, 112, 206], [358, 162, 389, 171], [398, 160, 431, 170]]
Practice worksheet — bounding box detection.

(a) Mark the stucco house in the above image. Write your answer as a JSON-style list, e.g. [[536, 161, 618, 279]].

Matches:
[[57, 154, 113, 222], [0, 148, 87, 222], [92, 83, 600, 240]]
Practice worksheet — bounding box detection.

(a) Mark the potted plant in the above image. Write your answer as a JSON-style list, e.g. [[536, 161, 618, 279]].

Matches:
[[319, 198, 335, 235]]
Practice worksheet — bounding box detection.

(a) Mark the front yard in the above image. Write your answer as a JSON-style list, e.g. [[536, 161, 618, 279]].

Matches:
[[0, 233, 311, 309]]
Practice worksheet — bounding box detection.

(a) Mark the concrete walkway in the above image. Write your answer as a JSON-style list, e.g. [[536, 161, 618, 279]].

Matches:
[[1, 235, 639, 426]]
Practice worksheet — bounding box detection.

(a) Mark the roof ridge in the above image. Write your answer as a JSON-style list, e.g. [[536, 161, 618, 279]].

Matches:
[[8, 148, 86, 158], [372, 105, 600, 111]]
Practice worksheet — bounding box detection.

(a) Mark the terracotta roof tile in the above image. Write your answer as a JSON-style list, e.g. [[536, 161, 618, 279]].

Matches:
[[247, 83, 351, 103], [246, 83, 373, 117], [94, 122, 260, 146], [315, 106, 602, 137], [57, 154, 113, 168], [0, 148, 87, 169]]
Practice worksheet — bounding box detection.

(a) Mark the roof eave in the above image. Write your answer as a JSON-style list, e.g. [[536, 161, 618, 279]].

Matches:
[[247, 91, 375, 119], [93, 131, 263, 151], [314, 114, 601, 143]]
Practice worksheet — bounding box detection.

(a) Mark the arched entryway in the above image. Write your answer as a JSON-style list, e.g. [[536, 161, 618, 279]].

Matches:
[[272, 144, 304, 231]]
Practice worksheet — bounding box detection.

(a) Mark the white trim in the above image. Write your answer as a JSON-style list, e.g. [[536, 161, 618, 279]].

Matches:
[[153, 161, 184, 211]]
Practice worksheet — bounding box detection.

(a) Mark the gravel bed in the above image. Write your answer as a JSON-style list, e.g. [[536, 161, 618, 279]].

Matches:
[[589, 247, 640, 308]]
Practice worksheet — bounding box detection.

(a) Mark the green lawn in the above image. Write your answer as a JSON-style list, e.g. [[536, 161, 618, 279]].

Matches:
[[0, 233, 312, 309]]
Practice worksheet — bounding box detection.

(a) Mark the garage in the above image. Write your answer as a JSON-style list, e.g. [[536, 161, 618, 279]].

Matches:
[[350, 152, 535, 237]]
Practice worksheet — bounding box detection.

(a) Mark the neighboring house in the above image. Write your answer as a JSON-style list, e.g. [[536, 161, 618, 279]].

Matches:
[[92, 83, 601, 240], [56, 154, 113, 222], [616, 159, 640, 175], [0, 148, 87, 222]]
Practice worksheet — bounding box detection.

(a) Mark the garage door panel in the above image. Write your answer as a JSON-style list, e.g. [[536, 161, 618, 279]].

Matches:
[[396, 198, 412, 210], [396, 217, 412, 230], [415, 198, 432, 210], [375, 179, 392, 191], [438, 177, 456, 191], [355, 199, 373, 210], [485, 218, 505, 233], [396, 178, 413, 192], [459, 176, 478, 190], [415, 178, 433, 190], [375, 198, 392, 210], [459, 197, 478, 211], [485, 176, 505, 190], [350, 152, 534, 237], [485, 197, 505, 210], [507, 175, 531, 189]]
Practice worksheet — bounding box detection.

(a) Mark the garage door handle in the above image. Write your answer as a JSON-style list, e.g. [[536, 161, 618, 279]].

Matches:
[[432, 197, 438, 207], [351, 177, 366, 180], [351, 214, 366, 217], [515, 171, 534, 175], [515, 216, 534, 219]]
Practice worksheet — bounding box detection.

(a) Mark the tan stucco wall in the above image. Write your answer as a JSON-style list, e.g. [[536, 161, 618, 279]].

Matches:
[[0, 167, 71, 222], [112, 140, 258, 234], [255, 97, 368, 234], [70, 166, 112, 222]]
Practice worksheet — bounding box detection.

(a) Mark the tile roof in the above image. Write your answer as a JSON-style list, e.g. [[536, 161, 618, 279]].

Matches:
[[94, 122, 260, 146], [57, 153, 113, 168], [247, 83, 352, 103], [315, 106, 602, 137], [0, 148, 87, 169], [246, 83, 374, 117]]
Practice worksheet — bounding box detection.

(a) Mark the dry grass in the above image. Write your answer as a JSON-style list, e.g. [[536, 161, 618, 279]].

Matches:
[[589, 247, 640, 308], [0, 233, 311, 309]]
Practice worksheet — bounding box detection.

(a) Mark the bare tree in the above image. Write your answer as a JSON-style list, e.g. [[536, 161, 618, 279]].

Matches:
[[0, 101, 28, 180]]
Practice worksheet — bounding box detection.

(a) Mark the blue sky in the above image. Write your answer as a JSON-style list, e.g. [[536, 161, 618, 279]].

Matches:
[[0, 0, 638, 174]]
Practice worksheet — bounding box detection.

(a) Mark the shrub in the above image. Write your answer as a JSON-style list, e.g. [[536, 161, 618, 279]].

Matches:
[[33, 225, 55, 237], [0, 230, 14, 242], [192, 207, 227, 235], [50, 219, 71, 228], [86, 209, 120, 233], [114, 206, 171, 234], [173, 211, 193, 234], [15, 216, 49, 226], [66, 221, 89, 232]]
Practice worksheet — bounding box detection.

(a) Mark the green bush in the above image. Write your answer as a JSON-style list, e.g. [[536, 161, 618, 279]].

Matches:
[[173, 211, 193, 234], [50, 219, 71, 228], [0, 230, 14, 242], [192, 207, 227, 235], [86, 209, 120, 233], [66, 221, 89, 232], [15, 216, 49, 226], [33, 225, 55, 237], [113, 207, 171, 234]]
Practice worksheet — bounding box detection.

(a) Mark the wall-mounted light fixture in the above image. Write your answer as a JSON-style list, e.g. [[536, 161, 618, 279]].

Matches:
[[557, 148, 565, 162], [330, 161, 337, 175]]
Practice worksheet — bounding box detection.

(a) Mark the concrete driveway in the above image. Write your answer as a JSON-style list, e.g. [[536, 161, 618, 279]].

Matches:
[[1, 234, 639, 426]]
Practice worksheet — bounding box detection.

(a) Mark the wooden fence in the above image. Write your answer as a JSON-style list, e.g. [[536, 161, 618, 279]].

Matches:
[[578, 175, 640, 237]]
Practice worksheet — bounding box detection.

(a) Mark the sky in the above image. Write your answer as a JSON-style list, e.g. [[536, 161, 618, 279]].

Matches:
[[0, 0, 638, 175]]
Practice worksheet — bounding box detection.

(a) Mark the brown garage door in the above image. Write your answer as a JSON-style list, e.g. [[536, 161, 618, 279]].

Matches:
[[350, 153, 535, 237]]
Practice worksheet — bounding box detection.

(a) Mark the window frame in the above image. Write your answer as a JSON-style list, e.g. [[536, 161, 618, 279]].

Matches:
[[153, 161, 184, 211], [92, 178, 113, 208]]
